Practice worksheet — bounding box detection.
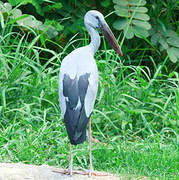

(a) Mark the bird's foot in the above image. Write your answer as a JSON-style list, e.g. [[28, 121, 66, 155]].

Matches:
[[53, 169, 109, 176], [53, 169, 72, 175], [85, 169, 109, 177]]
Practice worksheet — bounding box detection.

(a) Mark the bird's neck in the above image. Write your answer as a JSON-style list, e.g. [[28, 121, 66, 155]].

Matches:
[[86, 24, 101, 55]]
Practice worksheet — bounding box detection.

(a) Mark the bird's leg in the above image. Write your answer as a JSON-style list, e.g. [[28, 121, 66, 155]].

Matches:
[[86, 119, 109, 177], [68, 143, 72, 176], [53, 121, 108, 176], [89, 118, 93, 176], [52, 143, 73, 175]]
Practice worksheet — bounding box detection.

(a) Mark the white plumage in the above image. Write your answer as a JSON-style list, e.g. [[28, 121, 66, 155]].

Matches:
[[58, 10, 123, 176], [59, 45, 98, 117]]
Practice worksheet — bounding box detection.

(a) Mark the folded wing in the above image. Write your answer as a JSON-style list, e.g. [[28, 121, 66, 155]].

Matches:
[[60, 72, 93, 145]]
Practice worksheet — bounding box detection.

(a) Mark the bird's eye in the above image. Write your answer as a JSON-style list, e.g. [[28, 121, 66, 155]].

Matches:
[[95, 16, 99, 20]]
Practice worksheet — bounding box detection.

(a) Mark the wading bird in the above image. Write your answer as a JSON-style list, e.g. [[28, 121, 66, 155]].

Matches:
[[58, 10, 123, 176]]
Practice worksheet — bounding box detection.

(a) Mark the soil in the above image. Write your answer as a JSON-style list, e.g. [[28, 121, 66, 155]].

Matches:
[[0, 163, 120, 180]]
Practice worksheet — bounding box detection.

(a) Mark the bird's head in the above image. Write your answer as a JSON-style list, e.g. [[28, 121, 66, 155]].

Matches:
[[84, 10, 123, 56]]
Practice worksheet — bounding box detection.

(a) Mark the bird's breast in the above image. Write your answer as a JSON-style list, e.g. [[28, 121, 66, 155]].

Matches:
[[60, 46, 98, 79]]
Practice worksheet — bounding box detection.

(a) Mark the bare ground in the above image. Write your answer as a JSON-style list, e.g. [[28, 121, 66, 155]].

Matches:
[[0, 163, 120, 180]]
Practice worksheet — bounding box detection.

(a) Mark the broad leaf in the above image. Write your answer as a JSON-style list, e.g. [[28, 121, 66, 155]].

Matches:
[[133, 19, 151, 30], [133, 13, 150, 21], [151, 33, 160, 45], [39, 24, 58, 39], [125, 26, 134, 39], [113, 0, 129, 6], [159, 38, 168, 50], [114, 5, 129, 17], [133, 25, 149, 37], [130, 6, 148, 13], [167, 47, 179, 63], [167, 36, 179, 48], [11, 9, 22, 18], [4, 3, 12, 11], [166, 30, 177, 38], [113, 19, 128, 30], [129, 0, 146, 6], [23, 16, 36, 27], [113, 0, 146, 6]]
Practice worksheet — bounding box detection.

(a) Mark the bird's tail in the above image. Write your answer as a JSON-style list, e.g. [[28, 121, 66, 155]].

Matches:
[[64, 105, 90, 145]]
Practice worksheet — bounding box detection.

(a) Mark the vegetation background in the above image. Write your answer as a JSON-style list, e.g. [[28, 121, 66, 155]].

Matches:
[[0, 0, 179, 179]]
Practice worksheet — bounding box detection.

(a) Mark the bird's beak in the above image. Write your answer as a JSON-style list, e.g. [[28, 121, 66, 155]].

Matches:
[[99, 21, 123, 56]]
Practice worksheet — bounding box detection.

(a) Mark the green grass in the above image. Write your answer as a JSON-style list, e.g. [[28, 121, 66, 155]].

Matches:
[[0, 24, 179, 179]]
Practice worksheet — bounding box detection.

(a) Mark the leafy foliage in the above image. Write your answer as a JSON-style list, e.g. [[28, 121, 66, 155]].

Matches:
[[113, 0, 151, 39], [148, 0, 179, 63], [7, 0, 62, 16], [0, 1, 63, 38], [56, 0, 90, 37], [3, 0, 178, 65], [112, 0, 179, 64], [8, 0, 43, 15], [150, 29, 179, 63]]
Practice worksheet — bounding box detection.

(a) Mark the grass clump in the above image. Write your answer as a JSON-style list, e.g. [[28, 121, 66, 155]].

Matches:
[[0, 22, 179, 179]]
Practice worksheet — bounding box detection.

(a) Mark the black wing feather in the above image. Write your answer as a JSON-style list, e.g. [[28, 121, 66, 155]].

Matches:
[[63, 73, 90, 145], [63, 74, 78, 108]]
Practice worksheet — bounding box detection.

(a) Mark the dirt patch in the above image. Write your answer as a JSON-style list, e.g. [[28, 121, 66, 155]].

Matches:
[[0, 163, 120, 180]]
